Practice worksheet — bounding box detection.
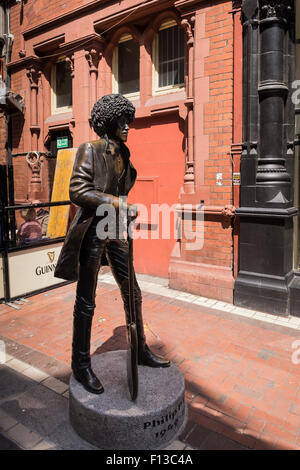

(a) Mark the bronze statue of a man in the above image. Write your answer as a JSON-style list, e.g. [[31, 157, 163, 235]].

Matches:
[[55, 94, 170, 394]]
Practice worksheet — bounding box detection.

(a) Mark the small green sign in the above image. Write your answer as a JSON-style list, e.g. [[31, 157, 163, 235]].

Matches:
[[57, 137, 68, 149]]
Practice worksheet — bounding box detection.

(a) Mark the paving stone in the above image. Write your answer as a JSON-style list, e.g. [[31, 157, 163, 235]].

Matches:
[[231, 308, 253, 317], [0, 409, 18, 431], [2, 353, 13, 364], [6, 358, 30, 373], [288, 317, 300, 324], [233, 384, 263, 400], [184, 424, 212, 449], [232, 308, 255, 316], [178, 421, 197, 443], [192, 298, 210, 306], [47, 419, 96, 450], [6, 423, 42, 449], [32, 439, 61, 450], [21, 366, 49, 382], [0, 432, 22, 450], [253, 313, 268, 318], [41, 377, 69, 395], [1, 382, 69, 437], [199, 432, 250, 450], [217, 394, 228, 404], [202, 299, 217, 306], [163, 439, 186, 450], [257, 350, 271, 360], [0, 367, 35, 403], [212, 302, 227, 309], [274, 319, 294, 327]]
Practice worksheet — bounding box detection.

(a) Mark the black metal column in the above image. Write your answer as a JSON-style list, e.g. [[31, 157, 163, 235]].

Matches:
[[234, 0, 297, 316], [0, 165, 10, 302]]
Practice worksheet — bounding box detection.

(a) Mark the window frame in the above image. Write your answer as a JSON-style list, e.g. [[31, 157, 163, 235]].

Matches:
[[152, 19, 185, 96], [51, 57, 73, 115], [112, 33, 140, 100]]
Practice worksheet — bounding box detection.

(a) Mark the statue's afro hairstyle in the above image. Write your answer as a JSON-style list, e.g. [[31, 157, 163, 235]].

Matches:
[[91, 94, 135, 137]]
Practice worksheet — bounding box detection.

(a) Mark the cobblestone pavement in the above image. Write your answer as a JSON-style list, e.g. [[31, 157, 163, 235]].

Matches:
[[0, 272, 300, 450]]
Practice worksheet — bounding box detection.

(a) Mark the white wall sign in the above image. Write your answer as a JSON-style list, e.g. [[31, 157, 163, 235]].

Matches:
[[8, 243, 64, 299], [216, 173, 223, 186], [233, 172, 241, 185]]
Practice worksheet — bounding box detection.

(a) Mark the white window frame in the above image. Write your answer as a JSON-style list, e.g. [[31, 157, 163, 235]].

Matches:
[[152, 19, 185, 96], [51, 57, 73, 115], [112, 34, 140, 100]]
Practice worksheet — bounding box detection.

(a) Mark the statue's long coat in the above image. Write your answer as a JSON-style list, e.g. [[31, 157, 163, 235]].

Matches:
[[54, 138, 137, 282]]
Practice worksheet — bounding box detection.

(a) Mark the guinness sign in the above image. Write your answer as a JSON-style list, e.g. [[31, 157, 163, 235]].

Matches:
[[47, 251, 55, 263], [8, 243, 63, 298], [35, 251, 57, 276]]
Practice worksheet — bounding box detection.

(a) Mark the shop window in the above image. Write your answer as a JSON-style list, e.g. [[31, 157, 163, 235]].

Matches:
[[112, 34, 140, 98], [153, 20, 185, 94], [51, 58, 72, 114]]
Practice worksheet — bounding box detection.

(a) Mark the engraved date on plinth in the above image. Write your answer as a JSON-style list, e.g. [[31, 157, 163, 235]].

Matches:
[[143, 399, 185, 440]]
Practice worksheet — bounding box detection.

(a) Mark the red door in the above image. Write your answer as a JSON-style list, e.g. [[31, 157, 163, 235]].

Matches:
[[127, 114, 185, 278]]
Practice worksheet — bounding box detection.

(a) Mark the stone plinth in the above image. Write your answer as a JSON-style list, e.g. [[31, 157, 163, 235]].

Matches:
[[69, 350, 186, 450]]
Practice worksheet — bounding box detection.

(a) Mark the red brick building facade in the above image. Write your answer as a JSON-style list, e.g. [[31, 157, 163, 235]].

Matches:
[[3, 0, 243, 303]]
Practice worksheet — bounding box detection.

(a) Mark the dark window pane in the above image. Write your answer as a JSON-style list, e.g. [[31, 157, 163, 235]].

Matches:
[[55, 61, 72, 108], [179, 58, 184, 84], [158, 25, 185, 87], [118, 39, 140, 95]]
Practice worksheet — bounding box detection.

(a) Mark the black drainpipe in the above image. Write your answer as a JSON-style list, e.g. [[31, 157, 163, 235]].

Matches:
[[5, 0, 16, 244]]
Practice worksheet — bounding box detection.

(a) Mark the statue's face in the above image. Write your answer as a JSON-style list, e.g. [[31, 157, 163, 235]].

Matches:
[[114, 115, 130, 142]]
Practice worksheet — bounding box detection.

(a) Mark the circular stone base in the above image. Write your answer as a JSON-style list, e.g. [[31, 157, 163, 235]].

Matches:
[[69, 350, 187, 450]]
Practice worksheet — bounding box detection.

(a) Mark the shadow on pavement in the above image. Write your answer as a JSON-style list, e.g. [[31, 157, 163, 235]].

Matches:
[[0, 324, 291, 451]]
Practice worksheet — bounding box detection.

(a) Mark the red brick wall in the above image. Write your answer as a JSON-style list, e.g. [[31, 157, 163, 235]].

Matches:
[[182, 2, 234, 268], [204, 2, 233, 204], [10, 1, 86, 62], [203, 1, 233, 270], [13, 155, 29, 203], [182, 216, 233, 268], [170, 1, 235, 301]]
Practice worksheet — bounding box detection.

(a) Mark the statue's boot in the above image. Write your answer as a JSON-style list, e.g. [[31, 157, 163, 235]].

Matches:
[[71, 303, 104, 394], [135, 302, 171, 368], [121, 280, 170, 368]]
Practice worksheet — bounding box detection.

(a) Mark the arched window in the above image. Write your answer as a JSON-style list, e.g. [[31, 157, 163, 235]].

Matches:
[[112, 34, 140, 97], [51, 57, 72, 114], [153, 20, 185, 94]]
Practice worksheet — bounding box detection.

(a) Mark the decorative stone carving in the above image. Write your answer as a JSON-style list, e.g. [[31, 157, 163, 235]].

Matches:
[[242, 0, 258, 21], [66, 54, 75, 78], [26, 64, 41, 89], [26, 150, 43, 199], [260, 0, 293, 20], [221, 205, 236, 218], [180, 16, 195, 46], [181, 16, 195, 194], [26, 62, 41, 148], [85, 48, 102, 75]]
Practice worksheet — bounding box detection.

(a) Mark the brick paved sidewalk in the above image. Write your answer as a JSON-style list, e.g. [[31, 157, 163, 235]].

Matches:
[[0, 272, 300, 450]]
